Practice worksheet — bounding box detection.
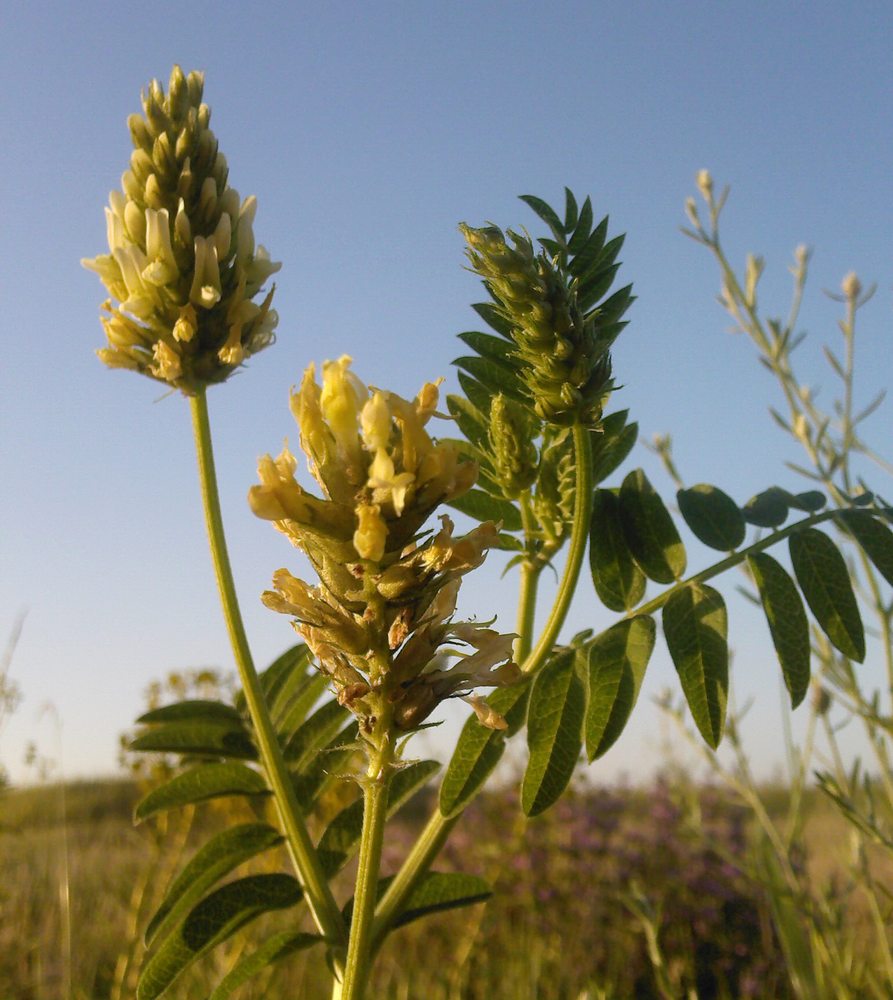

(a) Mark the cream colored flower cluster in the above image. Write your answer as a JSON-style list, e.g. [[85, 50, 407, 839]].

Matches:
[[82, 66, 280, 392], [249, 357, 520, 731]]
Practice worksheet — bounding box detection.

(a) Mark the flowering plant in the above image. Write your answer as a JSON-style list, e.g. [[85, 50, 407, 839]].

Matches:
[[85, 69, 893, 1000]]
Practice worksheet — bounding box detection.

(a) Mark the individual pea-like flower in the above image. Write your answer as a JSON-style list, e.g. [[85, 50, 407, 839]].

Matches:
[[249, 357, 520, 732], [460, 222, 613, 426], [82, 66, 280, 393]]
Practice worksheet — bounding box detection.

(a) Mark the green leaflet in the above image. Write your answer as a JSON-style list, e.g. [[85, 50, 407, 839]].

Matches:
[[262, 645, 313, 719], [518, 193, 565, 240], [457, 330, 518, 363], [446, 393, 489, 449], [677, 484, 746, 551], [291, 721, 359, 807], [742, 487, 791, 528], [471, 301, 515, 338], [129, 720, 257, 760], [439, 682, 530, 817], [448, 488, 523, 531], [748, 553, 811, 708], [233, 643, 310, 717], [838, 509, 893, 587], [452, 355, 529, 405], [585, 616, 656, 761], [145, 823, 284, 945], [208, 932, 320, 1000], [619, 469, 687, 583], [521, 649, 585, 816], [318, 760, 440, 876], [663, 583, 729, 749], [590, 411, 638, 485], [134, 762, 268, 822], [343, 872, 492, 930], [589, 489, 647, 612], [136, 875, 302, 1000], [282, 698, 349, 769], [789, 529, 865, 661], [136, 700, 243, 725], [457, 371, 496, 417], [274, 671, 330, 739]]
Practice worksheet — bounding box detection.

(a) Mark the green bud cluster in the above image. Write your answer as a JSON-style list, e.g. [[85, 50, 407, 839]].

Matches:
[[487, 394, 539, 499], [460, 224, 613, 426], [83, 66, 280, 393]]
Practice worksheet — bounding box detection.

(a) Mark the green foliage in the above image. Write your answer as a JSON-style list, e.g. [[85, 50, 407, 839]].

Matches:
[[145, 824, 284, 946], [619, 469, 687, 583], [663, 583, 728, 749], [439, 682, 530, 817], [589, 489, 647, 611], [521, 649, 585, 816], [790, 528, 865, 661], [207, 932, 320, 1000], [134, 762, 269, 822], [136, 874, 303, 1000], [748, 553, 811, 708], [585, 616, 656, 761], [677, 483, 746, 551]]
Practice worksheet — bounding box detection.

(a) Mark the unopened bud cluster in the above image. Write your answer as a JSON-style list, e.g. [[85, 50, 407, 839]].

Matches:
[[82, 66, 280, 392], [249, 357, 520, 733], [460, 224, 613, 426], [488, 394, 539, 498]]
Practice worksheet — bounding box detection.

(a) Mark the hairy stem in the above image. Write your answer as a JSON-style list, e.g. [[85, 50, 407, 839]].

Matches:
[[189, 389, 346, 950]]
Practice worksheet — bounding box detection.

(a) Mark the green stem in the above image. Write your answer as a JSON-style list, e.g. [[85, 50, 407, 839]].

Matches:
[[340, 733, 394, 1000], [629, 507, 846, 621], [514, 491, 542, 663], [520, 423, 593, 675], [189, 390, 346, 950], [370, 421, 593, 945]]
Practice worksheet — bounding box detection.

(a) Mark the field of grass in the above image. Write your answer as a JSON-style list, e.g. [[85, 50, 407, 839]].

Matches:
[[3, 773, 880, 1000]]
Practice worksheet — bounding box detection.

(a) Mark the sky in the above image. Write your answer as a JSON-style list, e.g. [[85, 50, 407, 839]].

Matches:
[[2, 1, 891, 788]]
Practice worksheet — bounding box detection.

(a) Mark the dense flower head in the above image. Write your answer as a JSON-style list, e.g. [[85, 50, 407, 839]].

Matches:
[[460, 222, 614, 426], [249, 357, 520, 731], [82, 66, 280, 393]]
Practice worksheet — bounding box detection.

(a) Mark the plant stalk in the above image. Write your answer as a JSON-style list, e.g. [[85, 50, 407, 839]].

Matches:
[[189, 389, 346, 950], [340, 728, 395, 999]]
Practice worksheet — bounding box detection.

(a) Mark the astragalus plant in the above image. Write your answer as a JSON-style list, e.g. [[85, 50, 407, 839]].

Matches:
[[83, 68, 893, 999]]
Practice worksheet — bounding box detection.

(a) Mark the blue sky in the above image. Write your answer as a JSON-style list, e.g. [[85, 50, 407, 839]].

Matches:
[[2, 2, 891, 785]]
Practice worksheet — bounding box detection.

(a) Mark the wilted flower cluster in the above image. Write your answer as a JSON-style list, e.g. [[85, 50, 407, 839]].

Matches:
[[249, 357, 521, 732], [82, 66, 280, 392], [460, 224, 613, 426]]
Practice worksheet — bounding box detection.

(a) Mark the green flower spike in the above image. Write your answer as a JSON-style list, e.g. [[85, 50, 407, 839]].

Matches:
[[82, 66, 280, 393], [460, 221, 616, 427], [249, 357, 521, 734]]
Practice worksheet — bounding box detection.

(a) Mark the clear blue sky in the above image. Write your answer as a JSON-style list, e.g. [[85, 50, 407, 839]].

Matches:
[[2, 2, 891, 785]]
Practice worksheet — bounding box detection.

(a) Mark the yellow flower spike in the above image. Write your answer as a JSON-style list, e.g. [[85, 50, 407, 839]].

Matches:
[[354, 503, 387, 562], [84, 66, 280, 392]]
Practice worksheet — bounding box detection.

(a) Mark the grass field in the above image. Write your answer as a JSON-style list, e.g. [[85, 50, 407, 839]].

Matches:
[[3, 773, 880, 1000]]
